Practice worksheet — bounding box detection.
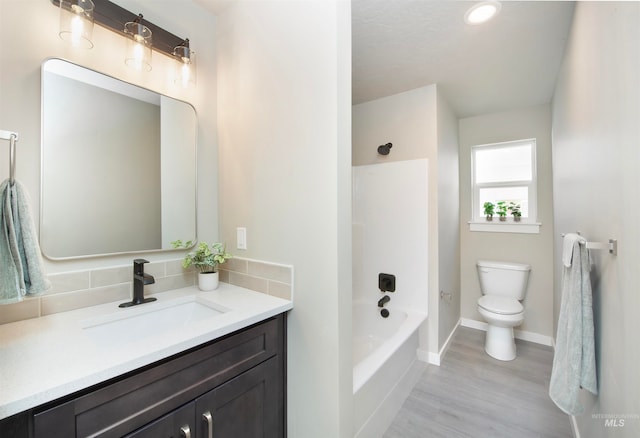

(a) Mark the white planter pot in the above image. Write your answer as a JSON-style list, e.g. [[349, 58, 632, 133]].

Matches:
[[198, 271, 219, 291]]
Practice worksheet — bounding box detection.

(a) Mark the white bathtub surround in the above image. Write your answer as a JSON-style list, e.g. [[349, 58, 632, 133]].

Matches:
[[352, 160, 429, 437], [352, 160, 429, 314]]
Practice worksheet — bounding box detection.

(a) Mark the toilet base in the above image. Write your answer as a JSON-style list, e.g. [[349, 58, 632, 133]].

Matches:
[[484, 324, 516, 361]]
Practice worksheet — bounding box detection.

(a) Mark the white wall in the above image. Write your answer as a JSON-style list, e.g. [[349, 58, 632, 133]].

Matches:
[[459, 104, 555, 340], [552, 2, 639, 436], [0, 0, 218, 271], [215, 2, 353, 436]]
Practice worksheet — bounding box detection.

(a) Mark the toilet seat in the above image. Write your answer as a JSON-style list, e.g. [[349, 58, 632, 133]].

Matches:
[[478, 295, 523, 315]]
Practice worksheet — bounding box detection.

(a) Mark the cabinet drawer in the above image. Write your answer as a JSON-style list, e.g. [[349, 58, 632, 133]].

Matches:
[[34, 315, 284, 438], [123, 402, 195, 438]]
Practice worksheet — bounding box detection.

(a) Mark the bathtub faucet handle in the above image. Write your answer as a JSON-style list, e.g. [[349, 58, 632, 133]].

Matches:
[[378, 273, 396, 292], [378, 295, 391, 308]]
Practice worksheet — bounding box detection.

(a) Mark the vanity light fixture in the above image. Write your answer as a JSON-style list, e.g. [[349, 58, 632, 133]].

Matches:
[[51, 0, 195, 83], [58, 0, 95, 49], [173, 39, 197, 88], [124, 14, 152, 72], [464, 1, 501, 25]]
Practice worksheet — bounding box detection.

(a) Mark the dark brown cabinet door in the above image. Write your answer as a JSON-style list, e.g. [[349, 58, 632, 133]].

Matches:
[[196, 358, 283, 438]]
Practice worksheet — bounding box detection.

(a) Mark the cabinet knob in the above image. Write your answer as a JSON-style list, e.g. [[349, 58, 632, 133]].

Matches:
[[202, 411, 213, 438], [180, 425, 191, 438]]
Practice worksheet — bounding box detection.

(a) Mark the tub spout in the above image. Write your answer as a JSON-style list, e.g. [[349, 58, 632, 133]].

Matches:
[[378, 295, 390, 307]]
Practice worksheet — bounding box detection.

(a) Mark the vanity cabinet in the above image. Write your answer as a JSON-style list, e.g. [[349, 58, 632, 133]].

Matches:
[[3, 314, 286, 438], [124, 358, 282, 438]]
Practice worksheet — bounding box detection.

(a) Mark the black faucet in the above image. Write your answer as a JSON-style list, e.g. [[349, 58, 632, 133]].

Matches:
[[119, 259, 157, 308], [378, 295, 391, 308]]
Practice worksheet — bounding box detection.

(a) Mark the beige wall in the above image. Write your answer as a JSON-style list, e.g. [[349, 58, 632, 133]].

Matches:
[[552, 2, 639, 436], [216, 2, 353, 437], [352, 85, 438, 165], [459, 104, 555, 339], [436, 93, 460, 349]]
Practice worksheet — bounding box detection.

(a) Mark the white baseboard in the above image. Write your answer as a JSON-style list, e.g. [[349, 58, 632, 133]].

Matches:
[[417, 319, 461, 367], [459, 318, 553, 347], [416, 348, 433, 364]]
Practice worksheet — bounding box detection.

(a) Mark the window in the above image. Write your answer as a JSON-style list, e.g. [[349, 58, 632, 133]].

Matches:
[[471, 139, 538, 231]]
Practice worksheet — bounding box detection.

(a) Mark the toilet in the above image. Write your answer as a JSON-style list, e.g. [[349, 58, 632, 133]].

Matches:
[[476, 260, 531, 361]]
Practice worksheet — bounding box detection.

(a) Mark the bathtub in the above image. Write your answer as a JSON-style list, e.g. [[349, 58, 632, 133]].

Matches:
[[352, 300, 428, 438]]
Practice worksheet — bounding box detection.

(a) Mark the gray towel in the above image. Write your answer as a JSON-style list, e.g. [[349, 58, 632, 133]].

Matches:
[[549, 235, 597, 415], [1, 179, 50, 304]]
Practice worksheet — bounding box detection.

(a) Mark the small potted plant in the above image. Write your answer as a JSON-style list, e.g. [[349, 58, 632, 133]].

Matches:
[[483, 202, 495, 221], [496, 201, 508, 222], [172, 240, 232, 291], [509, 202, 522, 222]]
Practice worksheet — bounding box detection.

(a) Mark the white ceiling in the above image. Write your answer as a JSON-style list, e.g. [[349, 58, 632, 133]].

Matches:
[[197, 0, 576, 118], [352, 1, 576, 117]]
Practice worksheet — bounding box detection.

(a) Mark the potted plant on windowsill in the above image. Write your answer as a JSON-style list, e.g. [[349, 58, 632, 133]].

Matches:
[[509, 202, 522, 222], [172, 240, 232, 291], [483, 202, 495, 221], [496, 201, 508, 222]]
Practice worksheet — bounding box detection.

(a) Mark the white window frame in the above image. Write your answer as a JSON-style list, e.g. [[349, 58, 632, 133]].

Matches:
[[470, 139, 540, 234]]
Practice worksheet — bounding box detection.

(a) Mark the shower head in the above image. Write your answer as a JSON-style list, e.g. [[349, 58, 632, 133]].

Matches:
[[377, 142, 392, 155]]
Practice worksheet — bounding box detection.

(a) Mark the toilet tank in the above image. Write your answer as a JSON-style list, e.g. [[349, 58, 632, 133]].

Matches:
[[476, 260, 531, 300]]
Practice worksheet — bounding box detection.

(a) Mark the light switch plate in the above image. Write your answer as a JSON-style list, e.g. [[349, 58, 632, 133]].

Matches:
[[236, 227, 247, 250]]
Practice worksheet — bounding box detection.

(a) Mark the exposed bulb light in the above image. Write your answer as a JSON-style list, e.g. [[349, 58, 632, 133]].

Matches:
[[124, 15, 152, 72], [58, 0, 94, 49], [173, 39, 197, 88], [464, 1, 501, 25]]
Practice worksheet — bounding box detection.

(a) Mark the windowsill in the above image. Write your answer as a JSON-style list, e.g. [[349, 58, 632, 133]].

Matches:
[[468, 220, 541, 234]]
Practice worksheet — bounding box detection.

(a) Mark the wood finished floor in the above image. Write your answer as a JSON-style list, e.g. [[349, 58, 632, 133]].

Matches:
[[384, 327, 573, 438]]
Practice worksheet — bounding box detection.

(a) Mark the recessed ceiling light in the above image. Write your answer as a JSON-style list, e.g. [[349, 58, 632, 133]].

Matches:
[[464, 1, 501, 25]]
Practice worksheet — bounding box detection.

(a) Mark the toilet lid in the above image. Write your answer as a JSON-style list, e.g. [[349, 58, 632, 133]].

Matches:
[[478, 295, 523, 315]]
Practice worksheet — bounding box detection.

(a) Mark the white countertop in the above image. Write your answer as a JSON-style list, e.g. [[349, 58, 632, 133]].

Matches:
[[0, 284, 292, 420]]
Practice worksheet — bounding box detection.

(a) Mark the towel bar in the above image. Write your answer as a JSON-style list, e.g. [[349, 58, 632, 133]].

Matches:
[[0, 130, 19, 141], [585, 239, 617, 255], [562, 233, 618, 256], [0, 129, 18, 185]]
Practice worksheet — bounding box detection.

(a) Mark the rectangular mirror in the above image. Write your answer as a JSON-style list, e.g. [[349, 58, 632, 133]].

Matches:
[[41, 58, 197, 259]]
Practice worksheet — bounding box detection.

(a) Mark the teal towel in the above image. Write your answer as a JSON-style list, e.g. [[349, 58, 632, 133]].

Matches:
[[0, 179, 50, 304], [549, 235, 598, 415]]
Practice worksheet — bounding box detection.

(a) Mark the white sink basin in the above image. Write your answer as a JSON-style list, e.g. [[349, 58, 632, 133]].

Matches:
[[81, 296, 227, 348]]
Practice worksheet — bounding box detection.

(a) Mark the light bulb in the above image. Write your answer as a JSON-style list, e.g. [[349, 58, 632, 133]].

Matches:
[[464, 1, 501, 25]]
